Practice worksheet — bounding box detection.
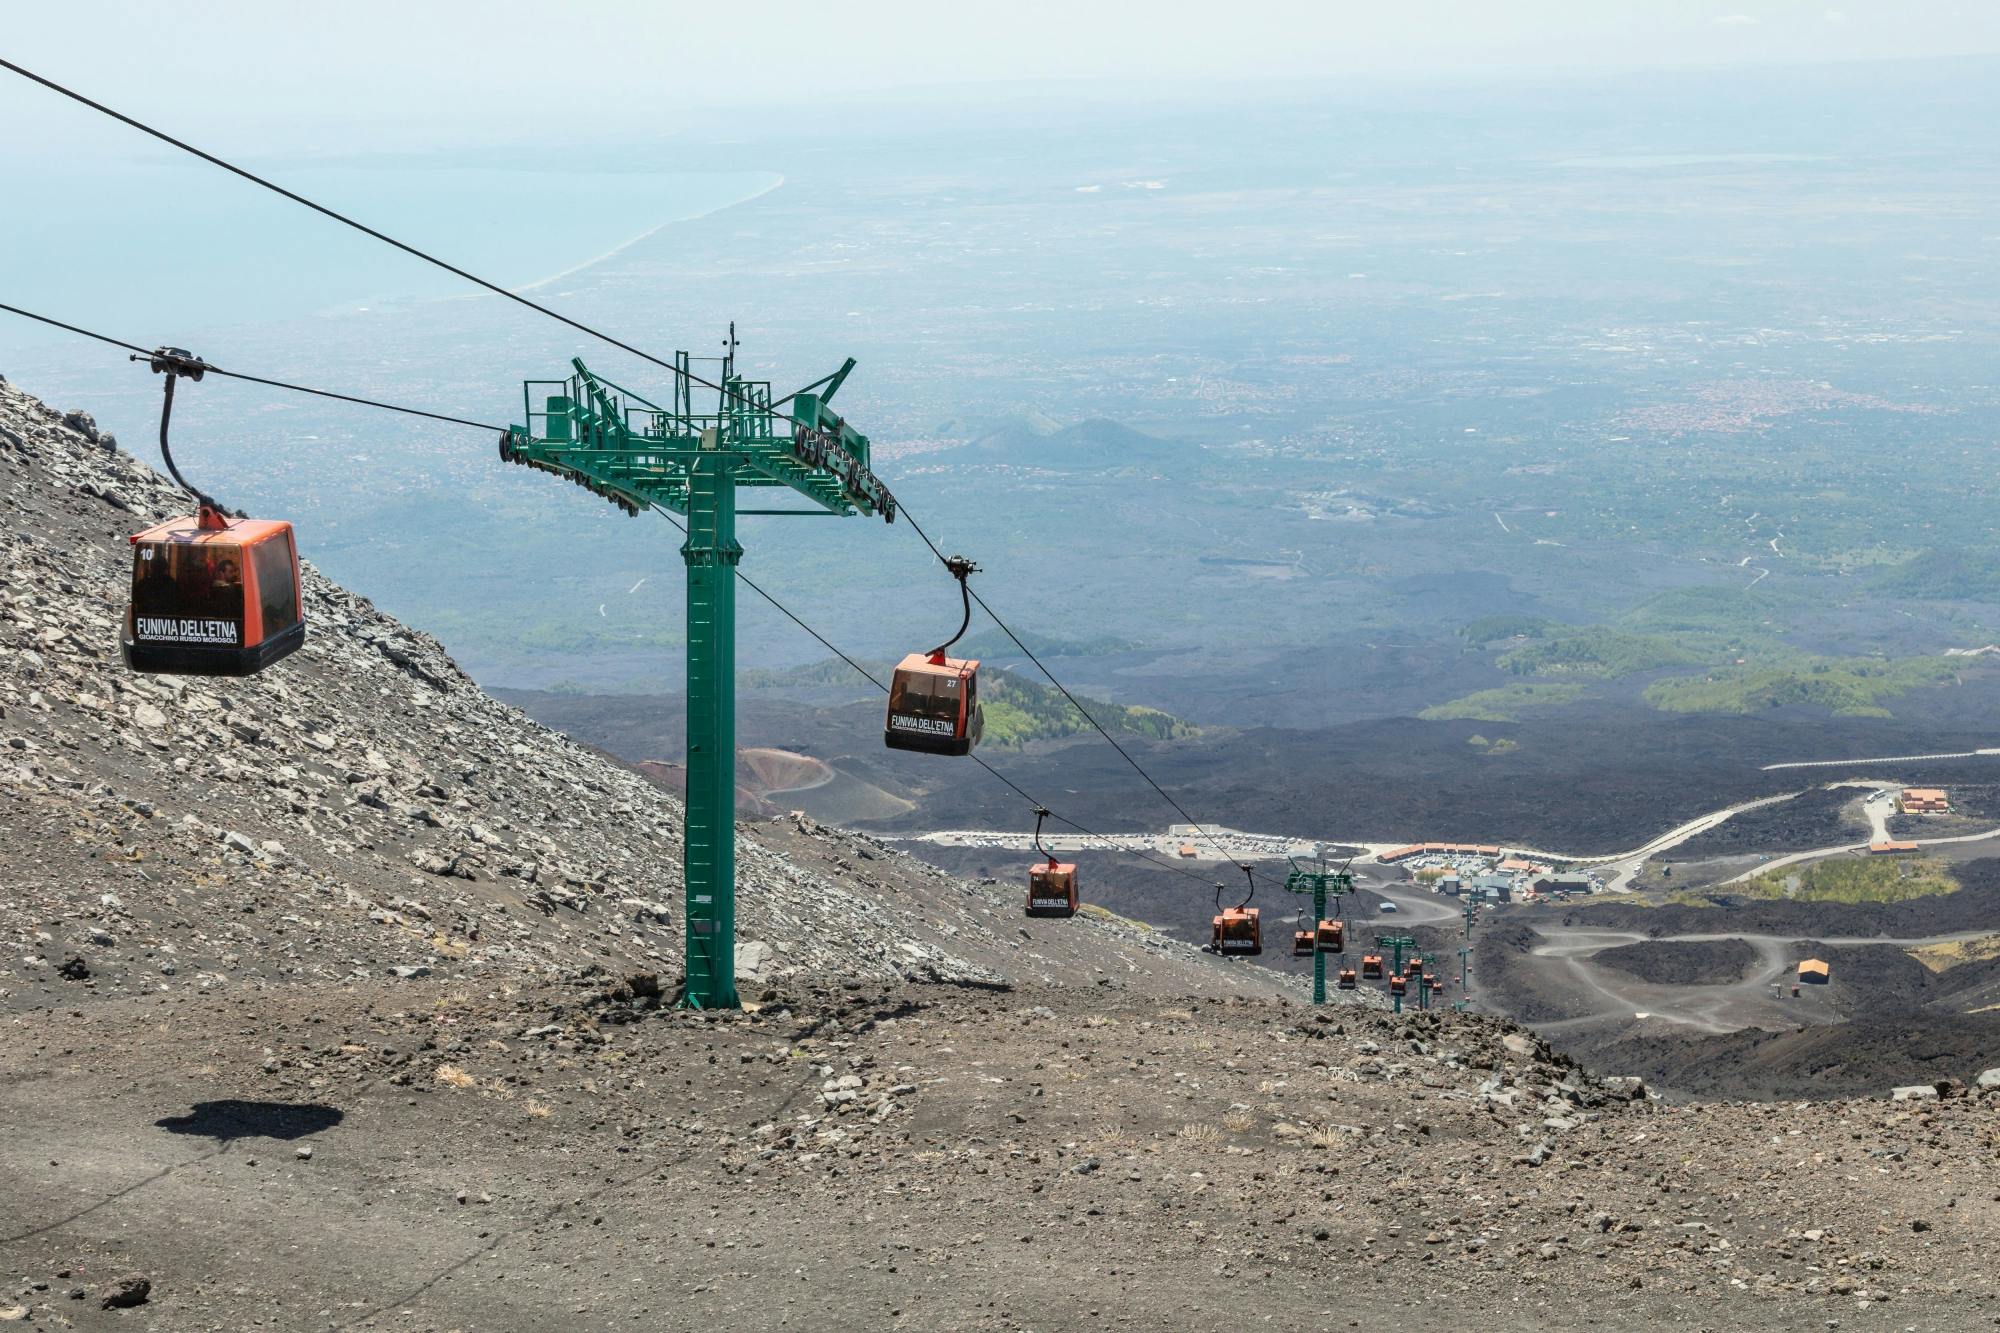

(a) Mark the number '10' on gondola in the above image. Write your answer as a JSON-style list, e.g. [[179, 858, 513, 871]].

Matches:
[[120, 348, 305, 677]]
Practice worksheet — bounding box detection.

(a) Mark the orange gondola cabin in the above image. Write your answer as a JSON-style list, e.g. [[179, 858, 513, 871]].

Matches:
[[885, 652, 982, 755], [1211, 906, 1262, 956], [1316, 919, 1344, 953], [1026, 858, 1079, 918], [1336, 967, 1357, 989], [1360, 953, 1384, 979], [1388, 975, 1407, 998], [124, 511, 304, 676], [1291, 924, 1315, 956]]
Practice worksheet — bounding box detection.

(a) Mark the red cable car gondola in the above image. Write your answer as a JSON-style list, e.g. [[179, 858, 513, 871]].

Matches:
[[885, 555, 983, 756], [1336, 967, 1358, 989], [1209, 865, 1262, 956], [121, 349, 304, 677], [1024, 807, 1079, 918], [1316, 918, 1345, 954]]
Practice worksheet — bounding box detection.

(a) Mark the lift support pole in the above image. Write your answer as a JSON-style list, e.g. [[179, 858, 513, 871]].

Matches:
[[681, 446, 740, 1006], [1285, 859, 1351, 1004], [501, 339, 889, 1009]]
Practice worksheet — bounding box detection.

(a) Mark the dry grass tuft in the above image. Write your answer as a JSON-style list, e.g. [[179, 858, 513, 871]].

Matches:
[[434, 1064, 476, 1089]]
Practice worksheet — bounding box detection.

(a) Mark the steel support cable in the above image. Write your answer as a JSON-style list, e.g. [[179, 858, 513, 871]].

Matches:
[[644, 509, 1217, 888], [895, 503, 1240, 866], [0, 303, 503, 431], [0, 301, 1220, 889], [0, 57, 806, 416]]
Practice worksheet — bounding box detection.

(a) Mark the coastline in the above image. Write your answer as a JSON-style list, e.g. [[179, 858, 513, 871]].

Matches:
[[510, 171, 786, 293]]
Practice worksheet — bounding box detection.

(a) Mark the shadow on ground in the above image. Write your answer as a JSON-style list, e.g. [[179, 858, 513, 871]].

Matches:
[[154, 1100, 344, 1142]]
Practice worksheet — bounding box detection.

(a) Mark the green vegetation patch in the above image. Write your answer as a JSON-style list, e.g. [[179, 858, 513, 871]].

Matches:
[[978, 672, 1197, 747], [1421, 682, 1587, 722], [1868, 548, 2000, 601], [1731, 855, 1958, 904], [1459, 614, 1556, 645], [1618, 585, 1791, 638], [1497, 627, 1701, 679], [1643, 655, 1960, 717]]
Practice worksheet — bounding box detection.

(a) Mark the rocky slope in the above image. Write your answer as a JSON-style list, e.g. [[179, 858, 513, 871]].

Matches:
[[6, 376, 2000, 1330], [0, 375, 1286, 1010]]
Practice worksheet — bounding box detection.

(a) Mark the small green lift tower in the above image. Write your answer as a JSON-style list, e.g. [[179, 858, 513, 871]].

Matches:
[[501, 334, 891, 1009], [1284, 852, 1352, 1005]]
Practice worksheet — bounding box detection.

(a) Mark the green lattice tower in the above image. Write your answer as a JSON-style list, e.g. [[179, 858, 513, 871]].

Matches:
[[502, 339, 890, 1009], [1284, 859, 1352, 1004], [1376, 933, 1417, 1014], [1374, 934, 1416, 973]]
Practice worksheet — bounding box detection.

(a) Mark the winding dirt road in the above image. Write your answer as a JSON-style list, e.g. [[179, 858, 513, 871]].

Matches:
[[1522, 926, 1992, 1035]]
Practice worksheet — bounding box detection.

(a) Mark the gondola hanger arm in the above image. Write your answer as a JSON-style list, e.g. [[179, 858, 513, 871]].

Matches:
[[927, 555, 980, 663]]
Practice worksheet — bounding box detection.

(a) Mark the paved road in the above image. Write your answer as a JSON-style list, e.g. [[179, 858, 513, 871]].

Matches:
[[1719, 824, 2000, 885], [1762, 746, 2000, 772], [904, 781, 2000, 900]]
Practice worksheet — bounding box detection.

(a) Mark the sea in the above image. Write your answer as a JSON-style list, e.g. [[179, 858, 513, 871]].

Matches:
[[0, 157, 781, 337]]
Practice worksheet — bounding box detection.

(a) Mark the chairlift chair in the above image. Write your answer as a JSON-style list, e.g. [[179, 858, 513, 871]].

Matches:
[[1209, 865, 1262, 956], [1291, 909, 1315, 957]]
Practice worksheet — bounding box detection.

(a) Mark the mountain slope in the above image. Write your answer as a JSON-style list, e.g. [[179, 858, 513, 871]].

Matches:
[[6, 377, 2000, 1328], [0, 375, 1279, 1009]]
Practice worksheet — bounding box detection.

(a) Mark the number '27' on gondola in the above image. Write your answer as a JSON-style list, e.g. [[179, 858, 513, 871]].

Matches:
[[884, 652, 983, 755]]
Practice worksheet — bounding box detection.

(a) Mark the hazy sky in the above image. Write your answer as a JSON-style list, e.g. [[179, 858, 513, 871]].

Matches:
[[5, 0, 1998, 151]]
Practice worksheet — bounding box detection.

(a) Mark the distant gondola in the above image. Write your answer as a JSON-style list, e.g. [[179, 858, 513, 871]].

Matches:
[[1024, 807, 1078, 918]]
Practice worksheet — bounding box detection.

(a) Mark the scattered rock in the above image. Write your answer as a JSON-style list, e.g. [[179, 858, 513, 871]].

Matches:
[[100, 1276, 151, 1310]]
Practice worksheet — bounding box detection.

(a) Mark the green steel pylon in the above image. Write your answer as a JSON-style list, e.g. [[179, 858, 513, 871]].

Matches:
[[502, 333, 890, 1009], [1285, 854, 1352, 1004], [1374, 934, 1416, 973]]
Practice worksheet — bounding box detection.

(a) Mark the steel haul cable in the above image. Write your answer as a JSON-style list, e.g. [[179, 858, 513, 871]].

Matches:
[[0, 301, 1221, 890], [1, 56, 1247, 867], [645, 509, 1220, 888], [3, 49, 1250, 869], [0, 57, 804, 417], [0, 303, 502, 432], [896, 504, 1240, 865]]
